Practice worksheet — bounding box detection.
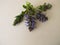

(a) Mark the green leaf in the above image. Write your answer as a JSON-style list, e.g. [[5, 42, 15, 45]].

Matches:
[[22, 2, 35, 15], [23, 5, 27, 9], [39, 5, 45, 11], [47, 3, 52, 9], [38, 3, 52, 11], [13, 11, 25, 26]]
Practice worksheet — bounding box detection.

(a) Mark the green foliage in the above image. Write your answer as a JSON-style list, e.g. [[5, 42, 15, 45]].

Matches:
[[38, 3, 52, 11], [13, 11, 25, 26], [23, 2, 35, 15]]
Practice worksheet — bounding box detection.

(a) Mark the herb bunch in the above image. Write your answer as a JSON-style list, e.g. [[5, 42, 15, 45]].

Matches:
[[13, 2, 52, 32]]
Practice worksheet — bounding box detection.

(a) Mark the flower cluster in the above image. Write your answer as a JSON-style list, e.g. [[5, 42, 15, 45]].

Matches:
[[13, 2, 52, 32]]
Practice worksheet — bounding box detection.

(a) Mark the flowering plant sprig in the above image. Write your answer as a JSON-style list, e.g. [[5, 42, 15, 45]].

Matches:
[[13, 2, 52, 32]]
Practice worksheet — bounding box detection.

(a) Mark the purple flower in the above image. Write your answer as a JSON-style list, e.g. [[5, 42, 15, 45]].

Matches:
[[36, 13, 48, 22]]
